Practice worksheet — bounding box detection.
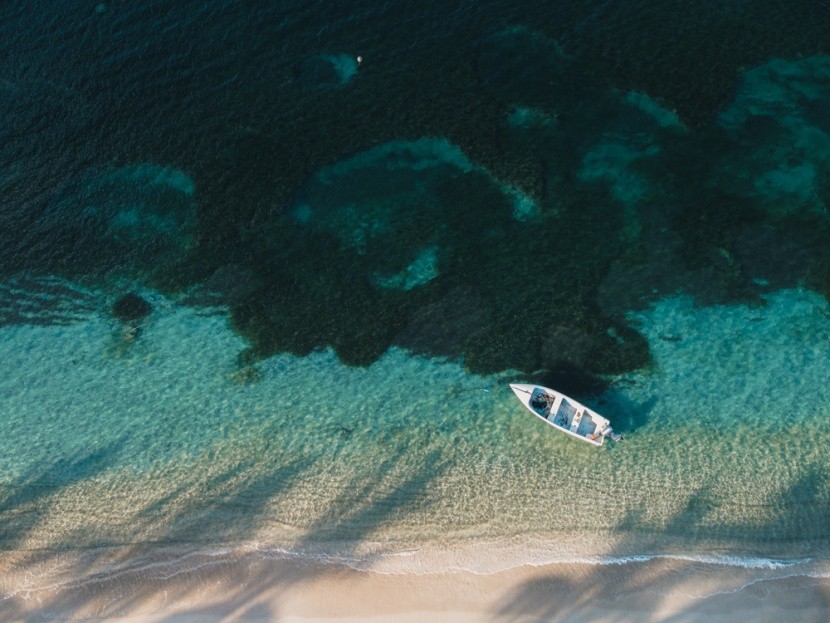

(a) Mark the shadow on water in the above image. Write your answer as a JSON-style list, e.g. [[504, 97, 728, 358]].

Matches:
[[493, 465, 830, 623], [0, 438, 127, 548], [522, 365, 657, 433], [601, 390, 657, 434], [0, 432, 450, 621], [298, 447, 448, 547], [136, 454, 318, 545], [1, 432, 827, 622]]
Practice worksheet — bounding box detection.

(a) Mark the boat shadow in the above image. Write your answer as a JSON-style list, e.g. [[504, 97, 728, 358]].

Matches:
[[595, 389, 658, 434], [525, 364, 656, 435]]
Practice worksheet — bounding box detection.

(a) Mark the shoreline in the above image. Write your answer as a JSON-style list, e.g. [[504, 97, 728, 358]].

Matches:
[[2, 546, 828, 622], [1, 285, 829, 621]]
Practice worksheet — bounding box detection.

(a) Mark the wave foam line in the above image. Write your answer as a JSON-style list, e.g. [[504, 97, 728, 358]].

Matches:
[[3, 541, 828, 603], [252, 542, 819, 576]]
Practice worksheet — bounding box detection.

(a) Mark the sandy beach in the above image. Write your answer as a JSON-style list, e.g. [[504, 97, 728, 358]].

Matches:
[[3, 0, 830, 621], [2, 547, 828, 622], [1, 291, 829, 623]]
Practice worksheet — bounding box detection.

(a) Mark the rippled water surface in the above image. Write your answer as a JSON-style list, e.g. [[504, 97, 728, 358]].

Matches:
[[1, 0, 829, 591]]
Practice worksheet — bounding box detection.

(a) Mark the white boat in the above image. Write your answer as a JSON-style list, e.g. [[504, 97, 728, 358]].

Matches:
[[509, 383, 622, 446]]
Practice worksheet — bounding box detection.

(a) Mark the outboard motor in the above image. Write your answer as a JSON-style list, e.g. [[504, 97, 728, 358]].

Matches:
[[604, 428, 623, 442]]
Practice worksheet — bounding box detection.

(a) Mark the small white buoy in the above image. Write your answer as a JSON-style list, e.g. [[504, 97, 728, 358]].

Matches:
[[356, 55, 363, 65]]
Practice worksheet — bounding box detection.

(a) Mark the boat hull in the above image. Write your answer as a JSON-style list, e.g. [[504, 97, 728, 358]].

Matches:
[[509, 383, 611, 447]]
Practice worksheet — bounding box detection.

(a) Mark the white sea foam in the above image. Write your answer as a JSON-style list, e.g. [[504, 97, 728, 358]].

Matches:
[[6, 538, 820, 602], [1, 283, 829, 583]]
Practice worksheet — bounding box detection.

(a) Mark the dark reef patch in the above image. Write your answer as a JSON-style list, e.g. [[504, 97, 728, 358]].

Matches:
[[395, 286, 491, 359], [476, 26, 578, 110], [2, 0, 829, 379], [229, 165, 650, 375], [7, 165, 197, 286], [112, 293, 152, 322], [670, 188, 764, 269], [230, 220, 424, 367]]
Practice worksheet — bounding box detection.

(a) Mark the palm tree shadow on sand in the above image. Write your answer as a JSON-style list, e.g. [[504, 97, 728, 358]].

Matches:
[[492, 467, 830, 623], [0, 437, 449, 622], [0, 438, 129, 549], [1, 427, 828, 622]]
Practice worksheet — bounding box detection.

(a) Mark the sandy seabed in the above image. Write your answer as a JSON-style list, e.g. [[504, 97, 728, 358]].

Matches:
[[2, 288, 829, 622], [2, 547, 829, 623]]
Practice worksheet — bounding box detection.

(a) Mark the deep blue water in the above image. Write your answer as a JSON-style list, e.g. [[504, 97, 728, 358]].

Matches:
[[3, 0, 829, 375], [1, 1, 830, 602]]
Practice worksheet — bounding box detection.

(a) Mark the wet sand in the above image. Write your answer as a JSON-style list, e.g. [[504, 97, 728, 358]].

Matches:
[[2, 548, 828, 622]]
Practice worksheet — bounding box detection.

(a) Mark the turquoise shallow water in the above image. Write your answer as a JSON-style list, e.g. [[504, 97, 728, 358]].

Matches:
[[1, 0, 830, 606], [1, 284, 828, 586]]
